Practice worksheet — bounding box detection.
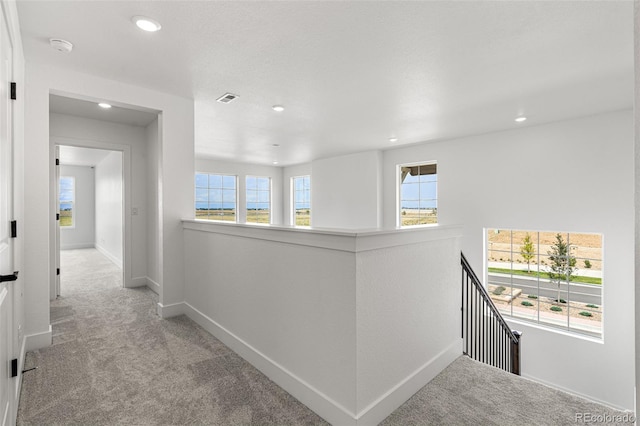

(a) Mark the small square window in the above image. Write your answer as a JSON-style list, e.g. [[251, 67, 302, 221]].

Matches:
[[398, 162, 437, 227], [195, 173, 237, 222]]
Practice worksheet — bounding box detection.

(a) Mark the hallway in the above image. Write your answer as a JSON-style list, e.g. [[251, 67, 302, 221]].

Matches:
[[17, 249, 326, 425]]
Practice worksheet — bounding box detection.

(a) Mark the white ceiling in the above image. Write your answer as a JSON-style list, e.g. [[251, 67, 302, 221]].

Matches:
[[58, 146, 112, 167], [50, 94, 158, 127], [18, 1, 634, 166]]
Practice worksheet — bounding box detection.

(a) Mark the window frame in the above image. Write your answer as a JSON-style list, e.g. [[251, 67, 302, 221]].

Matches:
[[484, 228, 603, 339], [194, 172, 238, 223], [59, 175, 76, 229], [291, 175, 311, 227], [246, 175, 271, 224], [397, 160, 438, 228]]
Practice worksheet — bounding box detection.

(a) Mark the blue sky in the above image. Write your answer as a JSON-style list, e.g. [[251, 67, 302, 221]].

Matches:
[[59, 176, 74, 210], [400, 176, 437, 209]]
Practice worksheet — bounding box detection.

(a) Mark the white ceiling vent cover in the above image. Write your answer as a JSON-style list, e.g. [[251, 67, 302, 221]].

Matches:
[[216, 93, 239, 104]]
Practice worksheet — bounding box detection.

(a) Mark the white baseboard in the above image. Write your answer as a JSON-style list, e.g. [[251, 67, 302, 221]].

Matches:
[[156, 301, 185, 318], [182, 302, 461, 426], [25, 326, 52, 351], [521, 372, 632, 413], [127, 276, 148, 288], [183, 302, 357, 426], [146, 277, 160, 294], [60, 242, 95, 250], [95, 244, 123, 269], [356, 339, 462, 425]]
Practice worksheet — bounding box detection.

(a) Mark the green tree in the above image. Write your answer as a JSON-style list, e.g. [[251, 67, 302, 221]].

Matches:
[[547, 233, 577, 305], [520, 233, 535, 273]]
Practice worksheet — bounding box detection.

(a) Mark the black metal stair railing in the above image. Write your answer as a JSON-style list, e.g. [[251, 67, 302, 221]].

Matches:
[[461, 252, 522, 375]]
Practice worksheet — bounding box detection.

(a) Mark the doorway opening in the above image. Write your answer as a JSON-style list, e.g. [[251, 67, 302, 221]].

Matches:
[[56, 146, 124, 296]]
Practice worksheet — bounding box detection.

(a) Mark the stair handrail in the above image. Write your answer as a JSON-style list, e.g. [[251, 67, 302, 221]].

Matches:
[[461, 252, 519, 343], [461, 251, 521, 375]]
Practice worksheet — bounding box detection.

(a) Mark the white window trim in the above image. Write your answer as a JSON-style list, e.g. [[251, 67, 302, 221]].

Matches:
[[195, 172, 238, 223], [291, 175, 311, 227], [396, 160, 438, 228], [246, 175, 272, 225]]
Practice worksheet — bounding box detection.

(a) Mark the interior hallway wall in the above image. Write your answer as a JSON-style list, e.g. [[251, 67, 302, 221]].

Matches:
[[94, 151, 123, 268], [381, 109, 634, 410], [59, 165, 95, 250], [146, 118, 161, 292]]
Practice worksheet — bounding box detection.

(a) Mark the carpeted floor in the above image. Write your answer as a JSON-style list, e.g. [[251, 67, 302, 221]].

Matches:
[[18, 249, 327, 425], [17, 248, 635, 425]]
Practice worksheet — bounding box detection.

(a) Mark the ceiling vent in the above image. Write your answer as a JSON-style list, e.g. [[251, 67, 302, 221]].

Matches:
[[216, 93, 238, 104]]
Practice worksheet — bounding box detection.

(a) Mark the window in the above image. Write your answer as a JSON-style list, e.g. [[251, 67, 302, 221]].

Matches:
[[292, 175, 311, 226], [59, 176, 75, 227], [486, 229, 603, 338], [399, 162, 437, 226], [195, 173, 237, 222], [246, 176, 271, 224]]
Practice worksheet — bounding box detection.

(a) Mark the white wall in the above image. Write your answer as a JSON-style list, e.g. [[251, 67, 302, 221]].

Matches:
[[183, 222, 462, 425], [312, 151, 382, 230], [24, 64, 194, 345], [59, 165, 95, 250], [282, 163, 311, 226], [94, 152, 123, 268], [146, 118, 161, 292], [382, 110, 635, 410], [195, 158, 283, 225]]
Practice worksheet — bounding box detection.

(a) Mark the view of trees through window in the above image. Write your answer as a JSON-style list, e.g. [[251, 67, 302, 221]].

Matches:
[[486, 229, 603, 338], [59, 176, 75, 227], [292, 176, 310, 226], [195, 173, 237, 222], [246, 176, 271, 224], [399, 163, 437, 226]]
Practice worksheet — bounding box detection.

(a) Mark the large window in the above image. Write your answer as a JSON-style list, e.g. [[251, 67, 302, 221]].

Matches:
[[399, 162, 437, 226], [59, 176, 75, 227], [195, 173, 237, 222], [486, 229, 603, 338], [246, 176, 271, 224], [292, 175, 311, 226]]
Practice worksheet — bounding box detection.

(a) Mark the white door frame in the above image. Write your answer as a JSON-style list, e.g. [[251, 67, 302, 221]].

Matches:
[[50, 137, 132, 296]]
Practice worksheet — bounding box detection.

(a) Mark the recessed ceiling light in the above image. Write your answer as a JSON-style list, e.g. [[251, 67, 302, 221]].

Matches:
[[272, 105, 285, 112], [389, 137, 398, 143], [272, 161, 279, 165], [515, 116, 527, 122], [132, 16, 162, 32], [98, 103, 112, 109]]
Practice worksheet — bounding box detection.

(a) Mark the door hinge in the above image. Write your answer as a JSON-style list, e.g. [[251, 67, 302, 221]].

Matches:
[[56, 213, 59, 221], [56, 268, 60, 276], [0, 271, 18, 282], [55, 158, 59, 166], [10, 82, 16, 100], [10, 220, 16, 238], [11, 359, 17, 377]]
